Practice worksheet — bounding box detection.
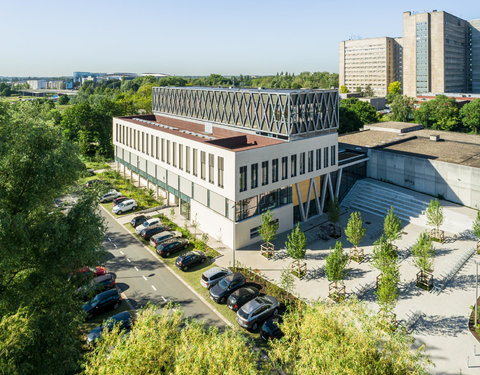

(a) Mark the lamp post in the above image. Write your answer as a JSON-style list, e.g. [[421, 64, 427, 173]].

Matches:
[[137, 156, 140, 204], [476, 261, 478, 329]]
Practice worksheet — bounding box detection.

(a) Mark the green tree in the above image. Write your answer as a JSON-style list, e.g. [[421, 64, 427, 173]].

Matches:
[[388, 81, 402, 95], [340, 85, 349, 93], [473, 210, 480, 253], [328, 197, 340, 227], [371, 235, 397, 274], [363, 84, 375, 97], [325, 241, 349, 287], [0, 82, 12, 96], [285, 224, 307, 276], [426, 199, 444, 233], [341, 98, 377, 125], [412, 232, 435, 274], [375, 261, 400, 319], [390, 95, 415, 122], [414, 95, 460, 130], [384, 206, 402, 245], [259, 210, 278, 245], [57, 94, 70, 105], [344, 211, 366, 252], [460, 99, 480, 133], [338, 105, 363, 133]]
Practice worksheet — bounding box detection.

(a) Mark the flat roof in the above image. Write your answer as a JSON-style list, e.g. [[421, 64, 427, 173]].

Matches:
[[159, 86, 336, 95], [363, 121, 424, 133], [116, 114, 285, 152]]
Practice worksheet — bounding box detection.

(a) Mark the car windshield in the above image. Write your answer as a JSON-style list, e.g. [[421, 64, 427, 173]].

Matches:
[[218, 278, 229, 289], [237, 309, 249, 319]]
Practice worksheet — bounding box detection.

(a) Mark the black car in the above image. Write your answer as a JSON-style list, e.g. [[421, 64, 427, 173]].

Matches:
[[175, 251, 207, 271], [156, 238, 189, 257], [260, 316, 284, 341], [209, 273, 246, 303], [82, 288, 122, 320], [140, 225, 170, 241], [86, 311, 134, 345], [227, 286, 260, 311], [78, 273, 116, 301], [86, 179, 108, 188], [130, 215, 148, 228]]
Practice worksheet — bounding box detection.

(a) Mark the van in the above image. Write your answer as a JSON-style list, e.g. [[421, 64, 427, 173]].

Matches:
[[112, 199, 137, 214]]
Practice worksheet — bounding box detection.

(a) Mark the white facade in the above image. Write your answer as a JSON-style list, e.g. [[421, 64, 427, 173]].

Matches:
[[26, 80, 47, 89]]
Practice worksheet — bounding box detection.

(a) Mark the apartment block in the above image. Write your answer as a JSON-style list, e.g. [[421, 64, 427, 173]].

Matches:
[[339, 37, 403, 96]]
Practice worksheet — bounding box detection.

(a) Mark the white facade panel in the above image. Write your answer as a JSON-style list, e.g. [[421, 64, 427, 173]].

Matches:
[[209, 190, 225, 216], [179, 176, 192, 197]]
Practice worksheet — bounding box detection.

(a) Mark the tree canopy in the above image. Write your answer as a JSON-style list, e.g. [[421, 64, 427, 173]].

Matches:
[[459, 99, 480, 133], [414, 95, 460, 131]]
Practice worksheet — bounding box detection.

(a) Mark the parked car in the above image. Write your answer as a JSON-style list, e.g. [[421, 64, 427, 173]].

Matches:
[[260, 316, 284, 341], [113, 196, 129, 206], [86, 179, 106, 188], [150, 231, 181, 248], [140, 224, 170, 241], [130, 215, 148, 228], [78, 273, 116, 301], [236, 296, 279, 331], [156, 238, 189, 257], [200, 267, 232, 289], [135, 217, 161, 234], [99, 190, 122, 203], [82, 288, 122, 320], [209, 273, 246, 303], [227, 286, 260, 312], [113, 199, 137, 215], [175, 251, 207, 271], [86, 311, 134, 345], [75, 266, 108, 278]]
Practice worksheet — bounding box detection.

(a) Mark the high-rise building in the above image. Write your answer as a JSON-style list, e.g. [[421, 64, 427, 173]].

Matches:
[[470, 19, 480, 93], [403, 10, 471, 97], [339, 37, 403, 96]]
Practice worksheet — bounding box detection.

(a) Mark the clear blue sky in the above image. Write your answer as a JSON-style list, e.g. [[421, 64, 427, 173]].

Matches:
[[1, 0, 479, 77]]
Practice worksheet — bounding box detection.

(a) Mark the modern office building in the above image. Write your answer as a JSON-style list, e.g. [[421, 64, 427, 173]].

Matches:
[[471, 19, 480, 93], [26, 79, 47, 90], [339, 37, 403, 96], [113, 87, 365, 250]]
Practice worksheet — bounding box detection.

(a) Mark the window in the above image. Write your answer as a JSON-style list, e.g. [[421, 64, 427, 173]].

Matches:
[[208, 153, 214, 184], [151, 135, 154, 156], [193, 149, 198, 176], [291, 155, 297, 177], [115, 124, 118, 142], [316, 148, 321, 170], [308, 151, 313, 172], [155, 137, 159, 159], [200, 151, 206, 180], [251, 163, 258, 189], [324, 147, 328, 168], [262, 161, 269, 186], [179, 144, 183, 170], [172, 142, 177, 167], [218, 156, 224, 188], [282, 156, 288, 180], [145, 133, 149, 155], [272, 159, 278, 183], [331, 145, 336, 165], [133, 130, 136, 150], [186, 146, 191, 173], [166, 140, 170, 164], [161, 139, 165, 162], [142, 132, 145, 153], [300, 152, 305, 175], [239, 166, 247, 192], [129, 128, 132, 148]]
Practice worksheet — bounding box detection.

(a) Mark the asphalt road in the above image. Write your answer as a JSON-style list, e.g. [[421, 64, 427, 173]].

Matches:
[[100, 209, 225, 327]]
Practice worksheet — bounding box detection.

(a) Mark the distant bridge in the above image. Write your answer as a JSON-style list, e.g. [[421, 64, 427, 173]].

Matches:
[[19, 89, 79, 97]]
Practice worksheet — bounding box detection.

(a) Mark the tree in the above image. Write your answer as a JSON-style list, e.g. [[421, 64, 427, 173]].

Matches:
[[384, 206, 402, 245], [390, 95, 415, 122], [344, 211, 366, 260], [285, 224, 307, 277], [371, 235, 397, 274], [473, 210, 480, 253], [338, 105, 362, 134], [268, 300, 429, 374], [259, 210, 278, 245], [325, 241, 349, 288], [340, 85, 349, 93], [375, 261, 400, 321], [414, 95, 460, 131], [426, 199, 444, 240], [388, 81, 402, 95], [340, 98, 378, 125], [57, 94, 70, 105], [84, 305, 263, 374], [364, 84, 374, 97], [412, 232, 435, 275], [328, 197, 340, 228], [460, 99, 480, 133], [0, 82, 11, 97]]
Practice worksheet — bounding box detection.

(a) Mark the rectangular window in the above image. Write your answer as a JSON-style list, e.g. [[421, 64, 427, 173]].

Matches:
[[239, 166, 247, 192], [151, 135, 154, 156], [200, 151, 206, 180], [145, 133, 149, 155], [161, 139, 165, 162], [172, 142, 177, 167], [208, 153, 214, 184], [155, 137, 159, 159], [282, 156, 288, 180], [324, 147, 329, 168], [218, 156, 224, 188], [251, 163, 258, 189], [291, 155, 297, 177], [166, 140, 170, 164], [179, 144, 183, 170], [129, 128, 132, 147], [331, 145, 336, 165], [262, 161, 269, 186], [316, 148, 321, 170], [193, 149, 198, 176], [115, 124, 118, 142], [186, 146, 191, 173], [272, 159, 279, 183], [300, 152, 305, 175], [308, 151, 313, 172], [142, 132, 145, 153], [122, 125, 125, 144], [133, 130, 136, 150]]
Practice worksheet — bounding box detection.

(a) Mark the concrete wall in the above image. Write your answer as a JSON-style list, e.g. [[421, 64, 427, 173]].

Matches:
[[368, 149, 480, 207]]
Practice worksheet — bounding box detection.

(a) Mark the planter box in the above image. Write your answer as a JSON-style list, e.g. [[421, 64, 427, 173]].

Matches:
[[289, 261, 307, 279], [349, 247, 364, 263], [328, 281, 346, 302], [416, 270, 434, 291], [260, 242, 275, 259], [430, 229, 445, 243]]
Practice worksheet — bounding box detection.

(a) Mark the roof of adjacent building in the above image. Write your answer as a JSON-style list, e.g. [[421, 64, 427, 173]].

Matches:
[[339, 121, 480, 168], [116, 114, 286, 152]]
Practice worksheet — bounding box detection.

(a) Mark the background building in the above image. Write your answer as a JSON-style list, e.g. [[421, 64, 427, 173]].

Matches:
[[470, 19, 480, 93], [339, 37, 403, 96]]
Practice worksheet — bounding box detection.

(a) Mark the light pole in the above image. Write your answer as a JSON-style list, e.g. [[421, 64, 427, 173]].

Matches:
[[137, 156, 140, 205], [476, 261, 478, 329]]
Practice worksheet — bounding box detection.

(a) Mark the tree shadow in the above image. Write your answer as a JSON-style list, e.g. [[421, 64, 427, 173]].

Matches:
[[415, 314, 467, 337], [345, 267, 369, 280], [398, 279, 424, 300], [303, 266, 325, 281]]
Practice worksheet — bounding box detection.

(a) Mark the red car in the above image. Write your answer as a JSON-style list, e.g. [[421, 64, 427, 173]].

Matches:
[[113, 196, 129, 206], [76, 266, 108, 278]]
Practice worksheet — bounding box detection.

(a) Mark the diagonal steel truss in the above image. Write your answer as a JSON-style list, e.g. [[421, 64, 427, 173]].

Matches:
[[152, 87, 338, 140]]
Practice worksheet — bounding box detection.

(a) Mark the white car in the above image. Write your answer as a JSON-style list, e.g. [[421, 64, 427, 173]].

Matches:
[[99, 190, 122, 203], [112, 199, 137, 215], [135, 217, 161, 234]]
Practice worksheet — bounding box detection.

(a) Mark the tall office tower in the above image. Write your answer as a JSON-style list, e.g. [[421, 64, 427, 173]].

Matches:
[[403, 10, 470, 97], [470, 19, 480, 93], [339, 37, 403, 97]]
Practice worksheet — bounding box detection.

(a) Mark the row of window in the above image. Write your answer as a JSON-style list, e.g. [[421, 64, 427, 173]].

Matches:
[[238, 146, 336, 193], [115, 123, 224, 188]]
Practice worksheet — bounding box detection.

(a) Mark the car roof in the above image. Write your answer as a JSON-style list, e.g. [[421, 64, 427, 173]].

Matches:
[[121, 199, 135, 204], [233, 286, 257, 297], [152, 231, 174, 239], [93, 274, 114, 283], [145, 218, 160, 223], [110, 311, 131, 321], [133, 215, 147, 220], [228, 272, 244, 281], [96, 288, 119, 299], [203, 267, 230, 278], [240, 297, 264, 314]]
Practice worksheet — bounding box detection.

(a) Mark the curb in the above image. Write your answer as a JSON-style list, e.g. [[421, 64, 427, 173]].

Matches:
[[100, 205, 232, 328]]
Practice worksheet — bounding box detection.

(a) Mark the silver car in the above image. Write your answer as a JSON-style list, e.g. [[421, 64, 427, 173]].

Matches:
[[236, 296, 279, 331], [200, 267, 232, 289], [135, 217, 161, 234], [99, 190, 121, 203]]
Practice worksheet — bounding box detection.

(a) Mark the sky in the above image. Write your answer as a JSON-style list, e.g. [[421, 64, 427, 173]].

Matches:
[[1, 0, 479, 77]]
